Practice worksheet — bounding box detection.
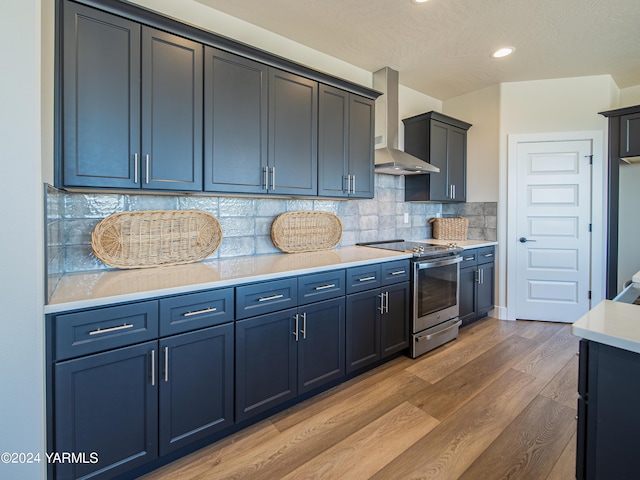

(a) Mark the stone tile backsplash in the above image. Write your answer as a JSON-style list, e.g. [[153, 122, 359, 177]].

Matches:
[[45, 176, 498, 284]]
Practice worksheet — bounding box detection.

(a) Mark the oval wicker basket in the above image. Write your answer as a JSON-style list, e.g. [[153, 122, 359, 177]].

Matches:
[[271, 211, 343, 253], [91, 210, 222, 269]]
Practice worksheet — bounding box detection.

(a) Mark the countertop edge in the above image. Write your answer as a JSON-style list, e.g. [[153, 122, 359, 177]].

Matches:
[[45, 247, 413, 315], [571, 300, 640, 355]]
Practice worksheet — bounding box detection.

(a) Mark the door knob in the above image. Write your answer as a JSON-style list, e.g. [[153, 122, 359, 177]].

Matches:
[[519, 237, 536, 243]]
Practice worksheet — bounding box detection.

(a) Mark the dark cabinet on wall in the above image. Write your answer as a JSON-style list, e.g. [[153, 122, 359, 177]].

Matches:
[[61, 2, 203, 191], [58, 0, 379, 197], [403, 111, 472, 202], [318, 85, 375, 198]]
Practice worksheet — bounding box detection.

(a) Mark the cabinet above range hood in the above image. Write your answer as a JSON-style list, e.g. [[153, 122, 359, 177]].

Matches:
[[373, 67, 439, 175]]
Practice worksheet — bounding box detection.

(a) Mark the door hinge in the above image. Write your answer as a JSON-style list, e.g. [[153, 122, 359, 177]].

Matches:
[[588, 290, 592, 300], [589, 223, 592, 232], [585, 154, 593, 165]]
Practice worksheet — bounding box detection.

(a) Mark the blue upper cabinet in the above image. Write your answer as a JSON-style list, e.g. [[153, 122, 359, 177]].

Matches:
[[58, 0, 378, 197], [61, 2, 203, 191]]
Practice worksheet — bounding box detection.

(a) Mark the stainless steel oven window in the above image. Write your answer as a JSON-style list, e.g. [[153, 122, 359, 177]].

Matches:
[[414, 256, 461, 319]]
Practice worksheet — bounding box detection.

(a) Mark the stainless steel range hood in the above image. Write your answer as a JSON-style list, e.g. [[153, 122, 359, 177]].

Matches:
[[373, 67, 439, 175]]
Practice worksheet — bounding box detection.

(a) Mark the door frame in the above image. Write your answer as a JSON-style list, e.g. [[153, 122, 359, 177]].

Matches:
[[505, 131, 606, 321]]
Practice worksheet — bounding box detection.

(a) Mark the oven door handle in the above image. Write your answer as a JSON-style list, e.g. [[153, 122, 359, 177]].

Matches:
[[415, 256, 462, 269]]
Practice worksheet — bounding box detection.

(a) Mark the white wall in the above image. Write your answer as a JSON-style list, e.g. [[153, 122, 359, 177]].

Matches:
[[444, 85, 501, 203], [0, 1, 47, 479], [498, 75, 617, 319], [620, 85, 640, 106]]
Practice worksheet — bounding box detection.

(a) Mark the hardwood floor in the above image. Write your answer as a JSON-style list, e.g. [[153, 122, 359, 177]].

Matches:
[[141, 317, 579, 480]]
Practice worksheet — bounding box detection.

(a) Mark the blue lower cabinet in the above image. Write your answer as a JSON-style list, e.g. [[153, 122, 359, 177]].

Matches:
[[54, 341, 159, 480], [235, 298, 346, 422], [235, 308, 299, 422], [159, 323, 234, 455]]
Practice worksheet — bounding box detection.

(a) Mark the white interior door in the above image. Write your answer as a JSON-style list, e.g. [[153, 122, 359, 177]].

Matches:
[[515, 139, 592, 322]]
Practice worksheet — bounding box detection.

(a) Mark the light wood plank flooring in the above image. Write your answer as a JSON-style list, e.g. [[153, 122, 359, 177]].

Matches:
[[141, 317, 579, 480]]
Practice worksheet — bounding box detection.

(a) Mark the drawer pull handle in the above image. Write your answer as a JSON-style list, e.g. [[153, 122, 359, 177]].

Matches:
[[314, 284, 336, 290], [258, 294, 284, 302], [484, 253, 494, 257], [464, 257, 475, 261], [390, 270, 405, 276], [88, 323, 134, 336], [182, 307, 217, 317], [358, 276, 376, 282]]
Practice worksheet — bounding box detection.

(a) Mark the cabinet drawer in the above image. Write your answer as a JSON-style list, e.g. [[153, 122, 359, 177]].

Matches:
[[346, 264, 381, 294], [298, 270, 345, 305], [460, 250, 478, 267], [381, 260, 410, 286], [236, 278, 297, 319], [54, 301, 158, 360], [477, 246, 495, 265], [159, 288, 234, 336]]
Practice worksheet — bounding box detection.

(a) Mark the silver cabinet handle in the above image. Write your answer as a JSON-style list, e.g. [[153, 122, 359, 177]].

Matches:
[[464, 256, 475, 261], [150, 349, 155, 386], [483, 253, 494, 257], [378, 292, 385, 314], [89, 323, 134, 336], [258, 293, 284, 302], [481, 268, 484, 284], [475, 270, 480, 283], [271, 166, 276, 190], [314, 284, 336, 291], [300, 312, 307, 339], [384, 291, 389, 314], [263, 166, 269, 190], [164, 346, 169, 382], [145, 154, 150, 184], [452, 184, 456, 199], [390, 270, 405, 276], [358, 276, 376, 282], [346, 175, 351, 194], [134, 153, 138, 184], [352, 175, 356, 194], [293, 314, 299, 341], [182, 307, 217, 317]]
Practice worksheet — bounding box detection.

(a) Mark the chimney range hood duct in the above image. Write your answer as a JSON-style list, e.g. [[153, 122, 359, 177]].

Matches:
[[373, 67, 439, 175]]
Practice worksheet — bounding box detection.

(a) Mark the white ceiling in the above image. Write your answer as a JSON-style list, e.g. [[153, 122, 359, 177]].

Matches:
[[194, 0, 640, 100]]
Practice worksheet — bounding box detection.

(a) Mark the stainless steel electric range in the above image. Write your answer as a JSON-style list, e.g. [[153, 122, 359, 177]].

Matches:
[[358, 240, 463, 357]]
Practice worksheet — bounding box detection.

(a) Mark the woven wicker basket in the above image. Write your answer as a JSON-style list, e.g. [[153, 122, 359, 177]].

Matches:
[[91, 210, 222, 269], [429, 217, 469, 240], [271, 211, 343, 253]]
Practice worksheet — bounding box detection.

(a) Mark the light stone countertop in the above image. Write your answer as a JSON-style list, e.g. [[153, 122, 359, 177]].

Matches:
[[415, 239, 498, 249], [45, 246, 412, 314], [572, 300, 640, 354]]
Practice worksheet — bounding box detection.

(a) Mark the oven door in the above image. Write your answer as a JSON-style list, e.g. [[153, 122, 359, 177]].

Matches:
[[413, 255, 462, 332]]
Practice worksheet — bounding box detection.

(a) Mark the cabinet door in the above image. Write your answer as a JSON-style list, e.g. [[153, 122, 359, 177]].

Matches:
[[348, 95, 375, 198], [476, 262, 495, 316], [380, 282, 410, 358], [268, 69, 318, 195], [204, 48, 268, 193], [459, 266, 478, 326], [54, 342, 157, 480], [159, 324, 234, 455], [620, 112, 640, 157], [141, 27, 203, 191], [235, 308, 298, 422], [345, 289, 381, 373], [447, 126, 467, 202], [298, 298, 345, 394], [428, 121, 450, 201], [61, 1, 140, 189], [318, 85, 349, 197]]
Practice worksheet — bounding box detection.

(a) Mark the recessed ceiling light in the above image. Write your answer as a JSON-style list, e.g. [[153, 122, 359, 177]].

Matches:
[[491, 47, 515, 58], [411, 0, 429, 4]]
